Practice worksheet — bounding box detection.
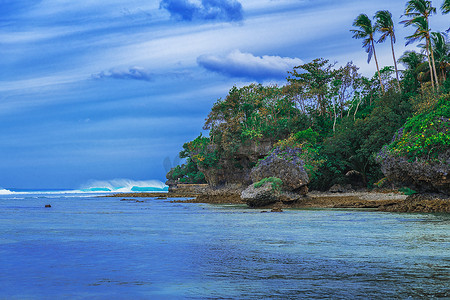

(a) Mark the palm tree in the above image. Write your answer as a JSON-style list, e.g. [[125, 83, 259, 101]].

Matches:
[[405, 16, 437, 89], [442, 0, 450, 32], [402, 0, 439, 89], [351, 14, 385, 94], [442, 0, 450, 13], [398, 51, 426, 88], [375, 10, 401, 89], [430, 32, 450, 82]]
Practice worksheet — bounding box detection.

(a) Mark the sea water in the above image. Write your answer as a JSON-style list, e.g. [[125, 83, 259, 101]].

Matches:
[[0, 193, 448, 299]]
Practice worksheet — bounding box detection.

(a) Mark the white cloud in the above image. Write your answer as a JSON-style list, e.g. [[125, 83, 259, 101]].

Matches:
[[197, 49, 302, 79]]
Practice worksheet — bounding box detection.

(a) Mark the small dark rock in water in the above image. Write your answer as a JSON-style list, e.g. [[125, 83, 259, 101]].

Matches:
[[135, 200, 144, 203], [271, 207, 283, 212], [156, 197, 167, 200], [45, 204, 51, 208], [120, 199, 134, 201], [260, 211, 269, 213]]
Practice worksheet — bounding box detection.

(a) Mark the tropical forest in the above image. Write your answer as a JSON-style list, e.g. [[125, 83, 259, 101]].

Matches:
[[167, 0, 450, 197]]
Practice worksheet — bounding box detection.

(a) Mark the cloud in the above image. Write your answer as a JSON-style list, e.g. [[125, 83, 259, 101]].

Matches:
[[159, 0, 243, 22], [197, 50, 303, 79], [93, 66, 153, 82]]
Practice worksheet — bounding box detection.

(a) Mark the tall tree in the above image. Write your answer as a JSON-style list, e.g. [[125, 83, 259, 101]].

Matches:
[[430, 31, 450, 82], [374, 10, 401, 89], [398, 51, 426, 92], [351, 14, 385, 94], [442, 0, 450, 31], [402, 0, 439, 89], [442, 0, 450, 13], [404, 16, 437, 89]]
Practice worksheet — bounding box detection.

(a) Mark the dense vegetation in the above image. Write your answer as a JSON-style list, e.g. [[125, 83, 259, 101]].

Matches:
[[167, 0, 449, 191]]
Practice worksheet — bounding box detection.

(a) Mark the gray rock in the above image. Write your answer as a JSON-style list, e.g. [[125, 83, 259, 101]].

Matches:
[[329, 184, 354, 193], [251, 147, 309, 191], [380, 150, 450, 195], [241, 182, 279, 208]]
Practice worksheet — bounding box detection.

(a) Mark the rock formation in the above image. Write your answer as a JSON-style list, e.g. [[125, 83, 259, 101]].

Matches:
[[250, 147, 309, 192], [381, 150, 450, 195], [198, 139, 274, 187]]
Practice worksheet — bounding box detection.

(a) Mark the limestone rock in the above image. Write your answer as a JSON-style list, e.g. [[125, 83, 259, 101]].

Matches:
[[380, 150, 450, 195], [251, 147, 309, 191], [241, 182, 279, 208]]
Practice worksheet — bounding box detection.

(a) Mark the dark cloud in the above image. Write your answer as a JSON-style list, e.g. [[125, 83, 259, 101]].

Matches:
[[197, 50, 303, 80], [159, 0, 243, 22], [93, 67, 153, 82]]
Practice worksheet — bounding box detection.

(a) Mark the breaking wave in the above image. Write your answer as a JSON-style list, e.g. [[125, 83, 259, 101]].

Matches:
[[0, 179, 168, 195], [0, 188, 13, 195], [79, 179, 168, 193]]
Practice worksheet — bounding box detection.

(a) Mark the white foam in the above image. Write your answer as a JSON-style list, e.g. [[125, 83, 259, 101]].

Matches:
[[0, 188, 13, 195], [79, 178, 168, 192]]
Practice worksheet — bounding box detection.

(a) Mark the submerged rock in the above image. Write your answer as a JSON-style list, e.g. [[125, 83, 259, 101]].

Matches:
[[379, 193, 450, 213]]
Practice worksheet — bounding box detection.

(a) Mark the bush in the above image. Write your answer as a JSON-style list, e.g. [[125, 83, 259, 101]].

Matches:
[[382, 95, 450, 160], [254, 177, 283, 192]]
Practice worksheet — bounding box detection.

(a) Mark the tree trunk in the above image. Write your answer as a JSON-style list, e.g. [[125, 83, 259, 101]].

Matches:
[[390, 35, 401, 90], [372, 39, 385, 94], [425, 39, 436, 90], [428, 35, 440, 88]]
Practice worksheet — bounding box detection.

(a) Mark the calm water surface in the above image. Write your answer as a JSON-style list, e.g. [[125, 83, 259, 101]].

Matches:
[[0, 193, 449, 299]]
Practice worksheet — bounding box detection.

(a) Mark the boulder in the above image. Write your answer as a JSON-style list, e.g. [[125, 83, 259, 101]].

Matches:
[[241, 182, 279, 208], [251, 147, 309, 191], [381, 150, 450, 195]]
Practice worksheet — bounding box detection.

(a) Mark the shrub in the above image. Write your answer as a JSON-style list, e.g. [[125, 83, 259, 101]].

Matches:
[[254, 177, 283, 192], [383, 95, 450, 160]]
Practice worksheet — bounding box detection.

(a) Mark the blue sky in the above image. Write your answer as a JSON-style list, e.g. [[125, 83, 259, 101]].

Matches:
[[0, 0, 448, 189]]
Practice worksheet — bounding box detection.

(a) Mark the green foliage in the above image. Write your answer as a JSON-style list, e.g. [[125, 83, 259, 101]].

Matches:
[[399, 187, 417, 195], [204, 84, 308, 157], [166, 159, 206, 184], [294, 128, 319, 144], [254, 177, 283, 192], [384, 95, 450, 160], [180, 134, 218, 168], [311, 89, 413, 190]]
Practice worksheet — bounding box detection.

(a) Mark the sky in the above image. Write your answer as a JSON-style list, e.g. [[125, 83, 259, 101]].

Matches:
[[0, 0, 448, 189]]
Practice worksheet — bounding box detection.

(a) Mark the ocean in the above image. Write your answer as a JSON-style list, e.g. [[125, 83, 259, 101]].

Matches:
[[0, 191, 448, 299]]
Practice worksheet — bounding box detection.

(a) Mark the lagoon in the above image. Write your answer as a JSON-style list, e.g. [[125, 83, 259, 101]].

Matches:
[[0, 193, 449, 299]]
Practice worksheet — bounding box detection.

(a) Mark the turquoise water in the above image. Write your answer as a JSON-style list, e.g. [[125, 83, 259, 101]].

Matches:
[[0, 193, 449, 299]]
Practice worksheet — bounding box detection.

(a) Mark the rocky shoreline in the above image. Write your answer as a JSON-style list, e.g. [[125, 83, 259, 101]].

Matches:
[[108, 189, 450, 213]]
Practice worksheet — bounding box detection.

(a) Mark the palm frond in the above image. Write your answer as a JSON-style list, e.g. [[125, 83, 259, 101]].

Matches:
[[442, 0, 450, 14]]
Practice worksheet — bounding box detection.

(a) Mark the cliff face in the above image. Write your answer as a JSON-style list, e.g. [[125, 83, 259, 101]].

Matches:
[[198, 139, 274, 187], [381, 150, 450, 195]]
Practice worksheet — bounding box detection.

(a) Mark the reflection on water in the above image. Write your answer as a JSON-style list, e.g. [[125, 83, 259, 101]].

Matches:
[[0, 194, 448, 299]]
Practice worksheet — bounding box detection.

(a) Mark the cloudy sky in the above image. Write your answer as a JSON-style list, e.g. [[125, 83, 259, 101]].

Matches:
[[0, 0, 448, 189]]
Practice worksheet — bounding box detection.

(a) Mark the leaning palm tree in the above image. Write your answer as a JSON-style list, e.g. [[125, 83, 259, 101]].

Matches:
[[351, 14, 385, 94], [430, 31, 450, 82], [402, 0, 439, 89], [405, 16, 436, 89], [442, 0, 450, 31], [375, 10, 401, 89], [442, 0, 450, 13]]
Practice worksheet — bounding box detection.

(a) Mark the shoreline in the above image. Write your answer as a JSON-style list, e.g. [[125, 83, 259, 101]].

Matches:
[[107, 190, 450, 213]]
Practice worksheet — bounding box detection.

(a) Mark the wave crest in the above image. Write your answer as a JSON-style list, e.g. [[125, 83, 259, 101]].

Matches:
[[0, 188, 13, 195], [79, 179, 168, 193]]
